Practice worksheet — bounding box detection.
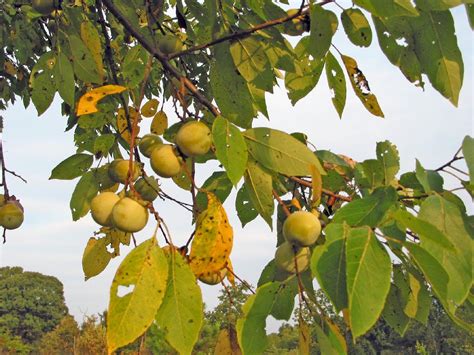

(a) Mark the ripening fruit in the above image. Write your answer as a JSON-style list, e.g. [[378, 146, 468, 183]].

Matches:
[[108, 159, 141, 184], [158, 34, 183, 55], [283, 211, 321, 247], [112, 197, 149, 233], [0, 201, 24, 230], [199, 269, 227, 285], [282, 9, 306, 36], [274, 242, 310, 274], [138, 134, 163, 158], [175, 121, 212, 157], [90, 192, 120, 227], [134, 176, 160, 202], [150, 145, 182, 178], [32, 0, 56, 15]]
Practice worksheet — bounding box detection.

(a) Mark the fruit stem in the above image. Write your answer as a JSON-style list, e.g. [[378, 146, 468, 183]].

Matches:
[[272, 190, 291, 217]]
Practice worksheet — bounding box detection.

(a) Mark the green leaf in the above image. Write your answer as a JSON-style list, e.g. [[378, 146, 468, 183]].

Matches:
[[230, 37, 269, 83], [82, 236, 112, 281], [243, 127, 325, 176], [237, 281, 293, 354], [70, 171, 99, 221], [107, 238, 168, 353], [156, 252, 203, 355], [80, 20, 104, 83], [392, 209, 454, 249], [325, 52, 346, 118], [354, 0, 419, 17], [285, 37, 325, 105], [411, 9, 464, 106], [311, 223, 349, 312], [346, 226, 392, 338], [354, 159, 384, 190], [244, 159, 274, 229], [382, 267, 411, 336], [341, 55, 384, 117], [68, 35, 102, 84], [210, 43, 254, 128], [416, 0, 465, 11], [467, 4, 474, 29], [54, 52, 75, 106], [93, 134, 115, 156], [236, 185, 259, 227], [372, 16, 423, 85], [196, 171, 233, 211], [309, 5, 334, 61], [50, 154, 93, 180], [462, 135, 474, 181], [31, 72, 56, 116], [415, 159, 444, 192], [418, 196, 472, 307], [376, 140, 400, 185], [341, 8, 372, 47], [333, 187, 398, 227], [212, 116, 248, 185]]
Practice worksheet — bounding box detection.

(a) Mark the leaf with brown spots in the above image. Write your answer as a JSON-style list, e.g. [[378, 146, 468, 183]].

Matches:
[[189, 192, 234, 278], [76, 85, 126, 116], [116, 106, 140, 144]]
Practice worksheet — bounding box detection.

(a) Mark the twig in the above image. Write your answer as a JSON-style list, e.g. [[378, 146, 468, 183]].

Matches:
[[289, 176, 352, 202], [225, 267, 256, 295], [273, 190, 291, 217], [436, 147, 463, 171]]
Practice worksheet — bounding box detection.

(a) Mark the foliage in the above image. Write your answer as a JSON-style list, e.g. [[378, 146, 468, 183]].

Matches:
[[0, 0, 473, 353], [0, 266, 69, 344]]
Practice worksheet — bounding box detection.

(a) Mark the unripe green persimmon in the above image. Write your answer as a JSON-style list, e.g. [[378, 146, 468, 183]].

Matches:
[[0, 202, 24, 230], [274, 242, 310, 274], [134, 176, 160, 202], [199, 269, 227, 285], [32, 0, 56, 15], [283, 211, 321, 247], [90, 192, 120, 227], [158, 34, 183, 55], [150, 145, 182, 178], [138, 134, 163, 158], [112, 197, 149, 233], [175, 121, 212, 157], [108, 159, 141, 184]]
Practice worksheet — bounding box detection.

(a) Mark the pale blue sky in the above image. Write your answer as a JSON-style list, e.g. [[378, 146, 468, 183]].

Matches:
[[0, 3, 472, 333]]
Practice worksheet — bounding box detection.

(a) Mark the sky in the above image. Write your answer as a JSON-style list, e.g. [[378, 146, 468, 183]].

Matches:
[[0, 3, 472, 334]]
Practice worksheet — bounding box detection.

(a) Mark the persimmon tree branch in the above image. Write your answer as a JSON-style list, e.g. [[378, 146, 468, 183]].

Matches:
[[101, 0, 220, 117], [289, 176, 352, 202]]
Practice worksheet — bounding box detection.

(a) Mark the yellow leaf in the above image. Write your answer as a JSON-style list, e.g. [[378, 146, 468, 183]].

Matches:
[[76, 85, 127, 116], [189, 193, 234, 278], [80, 21, 104, 82], [4, 60, 17, 76], [341, 55, 384, 118], [150, 110, 168, 135], [310, 164, 322, 207], [116, 106, 140, 144], [298, 316, 310, 355], [141, 98, 159, 117], [226, 259, 235, 286], [82, 236, 112, 280], [214, 326, 242, 355], [290, 198, 302, 210]]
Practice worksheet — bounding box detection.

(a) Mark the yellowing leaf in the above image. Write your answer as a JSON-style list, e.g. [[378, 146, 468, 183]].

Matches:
[[214, 327, 242, 355], [310, 164, 322, 207], [150, 110, 168, 135], [80, 21, 104, 82], [341, 55, 384, 118], [298, 317, 310, 355], [141, 98, 159, 117], [82, 236, 112, 280], [189, 193, 234, 278], [107, 238, 168, 354], [117, 107, 140, 144], [77, 85, 127, 116], [226, 259, 235, 286]]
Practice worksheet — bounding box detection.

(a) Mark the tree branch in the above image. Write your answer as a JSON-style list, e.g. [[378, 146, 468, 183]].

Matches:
[[289, 176, 352, 202]]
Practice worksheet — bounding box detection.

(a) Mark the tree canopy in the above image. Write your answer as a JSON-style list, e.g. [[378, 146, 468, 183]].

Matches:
[[0, 0, 473, 354]]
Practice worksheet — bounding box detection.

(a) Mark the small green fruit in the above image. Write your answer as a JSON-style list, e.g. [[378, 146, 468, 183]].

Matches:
[[90, 192, 120, 227], [274, 242, 310, 274], [32, 0, 56, 15], [0, 201, 24, 230], [108, 159, 141, 184], [150, 145, 182, 178], [175, 121, 212, 157], [134, 176, 160, 202], [283, 211, 321, 247], [158, 34, 183, 55], [199, 269, 227, 285], [112, 197, 149, 233], [138, 134, 163, 158]]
